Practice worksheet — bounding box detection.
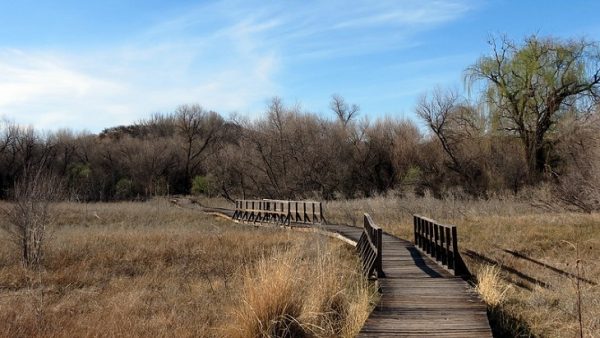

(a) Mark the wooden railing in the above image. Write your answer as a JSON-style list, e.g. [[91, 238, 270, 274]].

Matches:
[[232, 199, 324, 225], [413, 215, 464, 276], [356, 213, 384, 278]]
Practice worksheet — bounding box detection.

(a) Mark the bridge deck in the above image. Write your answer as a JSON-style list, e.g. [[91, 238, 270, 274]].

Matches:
[[318, 223, 491, 337], [200, 205, 492, 337]]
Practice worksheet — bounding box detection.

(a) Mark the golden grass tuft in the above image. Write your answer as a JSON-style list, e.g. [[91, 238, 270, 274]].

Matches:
[[224, 238, 377, 338], [475, 264, 512, 307], [226, 250, 304, 338]]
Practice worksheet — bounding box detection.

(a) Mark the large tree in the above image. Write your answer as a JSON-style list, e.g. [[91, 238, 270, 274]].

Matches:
[[466, 35, 600, 180], [175, 104, 225, 193], [417, 88, 490, 195]]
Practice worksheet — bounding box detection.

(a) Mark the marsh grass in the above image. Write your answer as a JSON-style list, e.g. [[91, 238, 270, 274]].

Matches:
[[475, 264, 513, 307], [0, 199, 375, 337]]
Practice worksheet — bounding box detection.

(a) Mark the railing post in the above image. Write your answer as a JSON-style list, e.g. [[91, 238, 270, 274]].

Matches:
[[420, 218, 424, 248], [413, 215, 417, 246], [423, 220, 427, 252], [431, 222, 435, 255], [292, 202, 296, 222], [376, 227, 384, 277], [280, 202, 284, 223], [440, 225, 446, 265], [451, 226, 459, 275], [425, 221, 431, 254], [429, 221, 434, 255], [417, 217, 422, 248], [257, 200, 261, 221], [445, 227, 451, 268], [265, 201, 269, 221], [434, 223, 440, 261], [303, 202, 307, 223], [319, 202, 323, 223]]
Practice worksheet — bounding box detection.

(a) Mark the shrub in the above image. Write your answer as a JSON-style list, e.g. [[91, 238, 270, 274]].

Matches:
[[191, 175, 214, 196], [115, 178, 134, 200], [0, 167, 61, 268]]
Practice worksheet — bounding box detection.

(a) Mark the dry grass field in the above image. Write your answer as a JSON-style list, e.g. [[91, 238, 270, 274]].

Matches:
[[0, 200, 375, 338], [323, 193, 600, 337]]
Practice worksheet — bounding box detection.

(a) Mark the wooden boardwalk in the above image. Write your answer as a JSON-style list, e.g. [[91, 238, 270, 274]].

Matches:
[[199, 204, 492, 337], [315, 224, 491, 337]]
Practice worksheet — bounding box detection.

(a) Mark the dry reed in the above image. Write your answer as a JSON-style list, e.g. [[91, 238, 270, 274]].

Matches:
[[0, 199, 375, 337], [224, 237, 376, 338]]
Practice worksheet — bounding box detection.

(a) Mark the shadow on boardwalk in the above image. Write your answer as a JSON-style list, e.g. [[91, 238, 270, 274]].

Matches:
[[407, 247, 444, 278]]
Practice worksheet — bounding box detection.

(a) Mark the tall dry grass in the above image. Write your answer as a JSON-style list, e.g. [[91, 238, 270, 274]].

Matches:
[[475, 264, 513, 308], [224, 238, 375, 338], [323, 193, 599, 337], [0, 199, 375, 337]]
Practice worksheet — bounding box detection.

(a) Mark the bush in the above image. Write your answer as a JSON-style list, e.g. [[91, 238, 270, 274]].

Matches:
[[191, 175, 214, 196], [0, 167, 61, 268], [115, 178, 134, 200]]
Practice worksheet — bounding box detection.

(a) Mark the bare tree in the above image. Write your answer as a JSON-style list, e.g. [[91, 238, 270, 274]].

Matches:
[[417, 88, 490, 195], [1, 167, 62, 268], [550, 111, 600, 212], [330, 94, 359, 127], [416, 88, 465, 175], [175, 104, 225, 192]]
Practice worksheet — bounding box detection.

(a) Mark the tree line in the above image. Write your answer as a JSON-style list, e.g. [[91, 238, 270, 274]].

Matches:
[[1, 35, 599, 211]]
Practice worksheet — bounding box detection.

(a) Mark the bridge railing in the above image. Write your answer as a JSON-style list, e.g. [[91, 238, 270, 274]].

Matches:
[[413, 214, 464, 276], [356, 213, 384, 278], [232, 199, 324, 225], [287, 200, 324, 223]]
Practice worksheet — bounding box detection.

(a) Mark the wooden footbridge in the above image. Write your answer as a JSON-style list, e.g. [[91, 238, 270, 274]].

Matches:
[[204, 199, 492, 337]]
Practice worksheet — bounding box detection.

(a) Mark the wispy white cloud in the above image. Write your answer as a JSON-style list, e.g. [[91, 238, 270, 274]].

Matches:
[[331, 1, 470, 29], [0, 49, 123, 106], [0, 0, 473, 131], [206, 0, 472, 60], [0, 16, 281, 131]]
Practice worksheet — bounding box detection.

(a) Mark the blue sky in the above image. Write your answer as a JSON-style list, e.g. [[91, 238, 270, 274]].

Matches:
[[1, 0, 600, 132]]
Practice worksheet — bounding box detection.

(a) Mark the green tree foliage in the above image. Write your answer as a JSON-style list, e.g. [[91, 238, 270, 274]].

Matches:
[[68, 163, 92, 200], [191, 175, 214, 196], [466, 35, 600, 180], [115, 178, 134, 200]]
